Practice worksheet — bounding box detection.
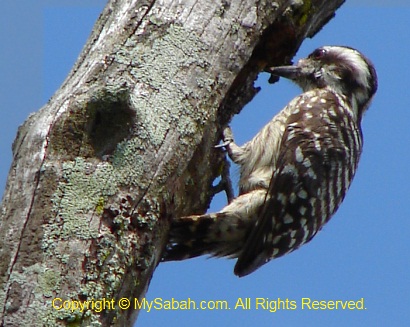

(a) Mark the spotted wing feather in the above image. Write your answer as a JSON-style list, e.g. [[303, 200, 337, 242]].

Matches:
[[234, 90, 362, 277]]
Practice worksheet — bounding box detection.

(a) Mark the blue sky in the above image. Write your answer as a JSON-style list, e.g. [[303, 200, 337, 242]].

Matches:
[[1, 2, 409, 326]]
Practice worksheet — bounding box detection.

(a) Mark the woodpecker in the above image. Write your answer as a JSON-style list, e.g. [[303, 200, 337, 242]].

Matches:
[[163, 46, 378, 277]]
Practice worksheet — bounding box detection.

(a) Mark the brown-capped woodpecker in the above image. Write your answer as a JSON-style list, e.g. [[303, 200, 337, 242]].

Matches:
[[163, 46, 377, 277]]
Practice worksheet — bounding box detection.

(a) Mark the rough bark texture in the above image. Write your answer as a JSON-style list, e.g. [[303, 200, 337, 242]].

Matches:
[[0, 0, 344, 325]]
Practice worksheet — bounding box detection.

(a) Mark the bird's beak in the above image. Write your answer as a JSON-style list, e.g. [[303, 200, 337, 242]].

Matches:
[[267, 65, 301, 81]]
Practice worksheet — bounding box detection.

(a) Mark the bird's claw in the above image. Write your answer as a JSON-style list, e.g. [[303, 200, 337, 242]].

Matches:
[[215, 140, 232, 148], [215, 126, 234, 149]]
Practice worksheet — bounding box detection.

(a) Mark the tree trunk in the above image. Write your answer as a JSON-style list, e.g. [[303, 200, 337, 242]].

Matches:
[[0, 0, 344, 325]]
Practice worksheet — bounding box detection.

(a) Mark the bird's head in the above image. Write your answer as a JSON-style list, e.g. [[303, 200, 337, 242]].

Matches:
[[270, 46, 378, 117]]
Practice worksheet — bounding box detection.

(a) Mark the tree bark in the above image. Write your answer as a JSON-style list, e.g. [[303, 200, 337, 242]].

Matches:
[[0, 0, 344, 325]]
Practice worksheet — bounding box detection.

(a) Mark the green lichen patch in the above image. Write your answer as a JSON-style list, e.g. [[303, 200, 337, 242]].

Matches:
[[38, 268, 62, 298], [121, 23, 215, 142], [44, 158, 119, 253], [296, 0, 313, 26]]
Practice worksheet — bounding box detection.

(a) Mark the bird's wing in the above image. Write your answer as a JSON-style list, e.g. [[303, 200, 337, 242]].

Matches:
[[235, 90, 361, 277]]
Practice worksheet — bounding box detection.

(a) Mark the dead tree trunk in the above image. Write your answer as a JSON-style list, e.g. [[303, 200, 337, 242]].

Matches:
[[0, 0, 344, 325]]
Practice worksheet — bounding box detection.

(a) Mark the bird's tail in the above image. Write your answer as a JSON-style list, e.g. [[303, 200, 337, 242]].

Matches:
[[162, 212, 247, 261], [162, 189, 268, 263]]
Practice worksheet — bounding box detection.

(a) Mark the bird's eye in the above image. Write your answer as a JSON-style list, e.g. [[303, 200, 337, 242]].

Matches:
[[311, 48, 326, 59]]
